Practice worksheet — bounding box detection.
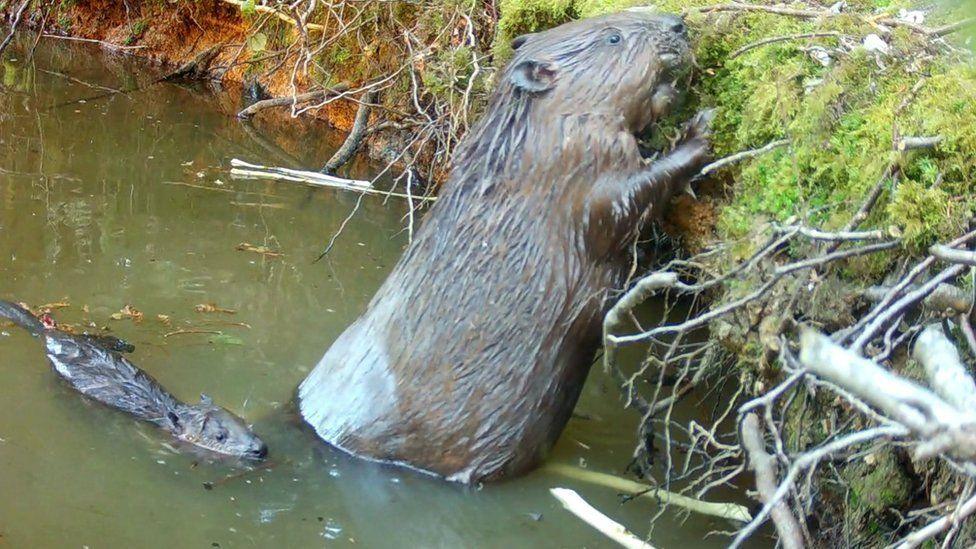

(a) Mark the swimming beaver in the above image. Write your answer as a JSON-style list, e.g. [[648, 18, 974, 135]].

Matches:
[[0, 300, 268, 459], [298, 11, 712, 483], [35, 311, 136, 353]]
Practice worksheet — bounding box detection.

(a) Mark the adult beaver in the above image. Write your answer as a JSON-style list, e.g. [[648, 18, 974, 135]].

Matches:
[[0, 300, 268, 459], [299, 10, 712, 483]]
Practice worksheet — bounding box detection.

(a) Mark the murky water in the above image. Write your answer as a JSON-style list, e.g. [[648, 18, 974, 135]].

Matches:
[[0, 37, 748, 548]]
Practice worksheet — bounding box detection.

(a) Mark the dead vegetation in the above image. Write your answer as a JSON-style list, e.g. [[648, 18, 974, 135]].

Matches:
[[605, 168, 976, 546]]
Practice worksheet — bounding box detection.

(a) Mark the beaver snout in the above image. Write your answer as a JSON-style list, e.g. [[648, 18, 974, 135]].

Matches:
[[248, 441, 269, 460], [657, 14, 686, 36]]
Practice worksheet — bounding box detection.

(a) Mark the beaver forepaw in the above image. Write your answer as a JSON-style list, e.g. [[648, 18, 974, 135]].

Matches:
[[683, 108, 715, 143]]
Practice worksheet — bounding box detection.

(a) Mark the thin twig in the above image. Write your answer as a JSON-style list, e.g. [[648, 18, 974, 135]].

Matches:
[[730, 32, 841, 59], [700, 139, 789, 176]]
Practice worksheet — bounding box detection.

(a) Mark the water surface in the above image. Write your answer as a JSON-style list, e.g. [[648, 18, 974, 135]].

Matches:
[[0, 37, 744, 548]]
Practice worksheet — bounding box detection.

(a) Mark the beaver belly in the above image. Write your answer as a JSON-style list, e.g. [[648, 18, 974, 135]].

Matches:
[[297, 319, 399, 448], [297, 267, 603, 483]]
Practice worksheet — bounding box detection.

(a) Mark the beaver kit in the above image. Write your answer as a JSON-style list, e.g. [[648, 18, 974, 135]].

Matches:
[[0, 300, 267, 460], [299, 11, 713, 483]]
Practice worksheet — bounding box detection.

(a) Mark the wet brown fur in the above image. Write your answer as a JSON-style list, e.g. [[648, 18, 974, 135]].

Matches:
[[298, 11, 712, 483]]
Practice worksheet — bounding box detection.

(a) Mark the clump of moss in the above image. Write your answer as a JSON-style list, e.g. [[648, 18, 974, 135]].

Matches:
[[842, 449, 913, 539], [887, 180, 966, 249], [493, 0, 577, 60]]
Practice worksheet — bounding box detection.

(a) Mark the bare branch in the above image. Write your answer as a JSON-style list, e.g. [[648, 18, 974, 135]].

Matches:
[[237, 85, 351, 119], [550, 488, 656, 549], [700, 139, 789, 176], [0, 0, 32, 58], [729, 32, 841, 59], [931, 244, 976, 267], [546, 463, 751, 522], [896, 136, 943, 151], [913, 324, 976, 412], [741, 414, 806, 549], [800, 328, 976, 461], [892, 492, 976, 548]]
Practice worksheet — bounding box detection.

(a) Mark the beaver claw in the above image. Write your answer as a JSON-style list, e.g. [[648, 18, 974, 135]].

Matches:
[[672, 108, 716, 200], [683, 108, 716, 143], [680, 107, 716, 174]]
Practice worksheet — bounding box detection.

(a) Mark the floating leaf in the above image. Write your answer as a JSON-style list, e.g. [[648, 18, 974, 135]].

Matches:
[[195, 303, 237, 315], [109, 305, 144, 322]]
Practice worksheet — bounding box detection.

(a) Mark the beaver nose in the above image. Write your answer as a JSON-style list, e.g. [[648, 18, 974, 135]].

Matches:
[[658, 14, 686, 36], [251, 442, 268, 459]]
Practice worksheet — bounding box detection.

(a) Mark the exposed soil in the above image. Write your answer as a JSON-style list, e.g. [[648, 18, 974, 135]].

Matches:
[[4, 0, 362, 142]]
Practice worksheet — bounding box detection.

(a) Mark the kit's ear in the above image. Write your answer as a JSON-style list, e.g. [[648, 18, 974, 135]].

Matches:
[[509, 59, 558, 93], [200, 393, 213, 406]]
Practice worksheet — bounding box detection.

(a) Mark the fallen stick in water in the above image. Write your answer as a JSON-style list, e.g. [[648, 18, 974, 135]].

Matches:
[[230, 158, 372, 189], [550, 487, 656, 549], [545, 463, 751, 522], [229, 159, 436, 202]]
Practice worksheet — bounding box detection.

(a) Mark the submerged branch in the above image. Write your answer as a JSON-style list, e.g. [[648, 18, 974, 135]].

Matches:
[[229, 159, 436, 201], [546, 463, 751, 522], [550, 488, 656, 549]]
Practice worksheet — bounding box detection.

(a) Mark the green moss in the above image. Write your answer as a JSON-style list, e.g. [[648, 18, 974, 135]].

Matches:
[[887, 180, 967, 249], [493, 0, 577, 61], [844, 450, 912, 523]]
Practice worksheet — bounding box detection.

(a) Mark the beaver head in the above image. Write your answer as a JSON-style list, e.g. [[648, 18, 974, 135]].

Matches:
[[166, 394, 268, 460], [505, 10, 691, 132]]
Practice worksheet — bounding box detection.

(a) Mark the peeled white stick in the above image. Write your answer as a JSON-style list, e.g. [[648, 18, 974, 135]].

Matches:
[[913, 324, 976, 412], [550, 487, 657, 549], [230, 158, 372, 189], [799, 328, 968, 435], [546, 463, 751, 522]]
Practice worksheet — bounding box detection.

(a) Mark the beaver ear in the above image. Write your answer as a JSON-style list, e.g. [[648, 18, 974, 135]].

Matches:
[[200, 393, 213, 406], [511, 33, 532, 50], [510, 59, 558, 93]]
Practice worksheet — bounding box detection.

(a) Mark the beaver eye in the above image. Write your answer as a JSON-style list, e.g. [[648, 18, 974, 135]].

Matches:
[[607, 33, 622, 45], [216, 432, 227, 442]]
